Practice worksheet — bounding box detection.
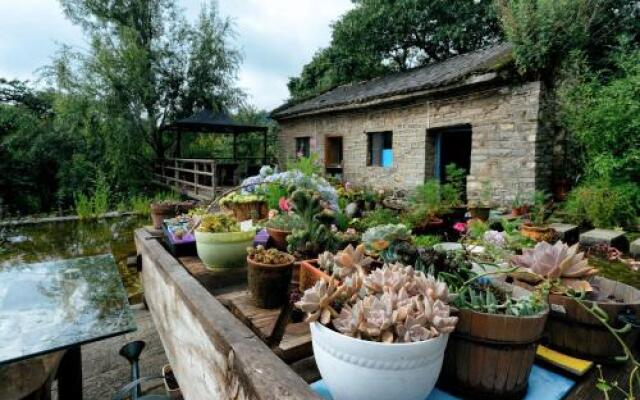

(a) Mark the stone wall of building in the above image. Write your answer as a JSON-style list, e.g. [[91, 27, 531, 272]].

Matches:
[[277, 80, 545, 205]]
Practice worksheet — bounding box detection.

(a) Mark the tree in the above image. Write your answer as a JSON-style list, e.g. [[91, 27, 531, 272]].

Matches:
[[288, 0, 502, 100], [53, 0, 244, 158]]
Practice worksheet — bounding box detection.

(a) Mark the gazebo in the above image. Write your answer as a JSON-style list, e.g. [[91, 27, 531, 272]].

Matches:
[[154, 109, 269, 200]]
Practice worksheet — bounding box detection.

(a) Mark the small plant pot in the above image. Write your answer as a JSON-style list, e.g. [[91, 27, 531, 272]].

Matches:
[[520, 223, 555, 242], [298, 259, 329, 292], [150, 203, 179, 230], [226, 201, 268, 222], [247, 254, 295, 309], [468, 206, 490, 221], [440, 285, 548, 399], [511, 205, 529, 216], [311, 322, 448, 400], [195, 230, 255, 269], [266, 227, 291, 251], [162, 364, 182, 399], [545, 276, 640, 363]]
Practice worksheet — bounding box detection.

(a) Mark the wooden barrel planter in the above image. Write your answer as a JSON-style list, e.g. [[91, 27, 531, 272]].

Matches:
[[440, 285, 548, 400], [545, 276, 640, 363]]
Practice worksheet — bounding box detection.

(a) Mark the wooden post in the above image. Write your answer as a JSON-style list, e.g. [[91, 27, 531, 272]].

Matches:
[[194, 162, 199, 197], [211, 161, 216, 198]]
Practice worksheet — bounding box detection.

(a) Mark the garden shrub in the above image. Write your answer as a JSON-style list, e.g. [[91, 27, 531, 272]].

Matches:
[[564, 179, 639, 229]]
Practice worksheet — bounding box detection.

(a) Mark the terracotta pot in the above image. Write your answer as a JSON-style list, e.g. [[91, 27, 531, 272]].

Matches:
[[247, 254, 295, 309], [440, 283, 548, 399], [299, 259, 329, 292], [227, 201, 268, 222], [545, 276, 640, 363], [553, 178, 571, 202], [266, 227, 291, 251], [468, 207, 490, 221], [511, 205, 529, 216], [520, 223, 555, 242], [150, 203, 179, 229]]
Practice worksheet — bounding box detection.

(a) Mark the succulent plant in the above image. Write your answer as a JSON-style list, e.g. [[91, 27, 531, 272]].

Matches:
[[247, 245, 292, 265], [286, 189, 338, 257], [196, 213, 240, 233], [511, 241, 598, 292], [454, 282, 546, 317], [219, 193, 265, 207], [264, 213, 304, 231], [318, 244, 374, 279], [414, 248, 475, 292], [362, 223, 412, 257], [296, 262, 458, 343]]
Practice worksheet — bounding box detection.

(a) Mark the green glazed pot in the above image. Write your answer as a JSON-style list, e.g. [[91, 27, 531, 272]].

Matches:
[[195, 230, 255, 269]]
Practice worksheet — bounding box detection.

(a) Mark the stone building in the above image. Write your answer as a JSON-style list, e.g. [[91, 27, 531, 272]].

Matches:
[[271, 43, 553, 204]]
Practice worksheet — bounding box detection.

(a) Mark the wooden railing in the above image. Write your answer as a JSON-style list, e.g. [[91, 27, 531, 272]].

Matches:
[[153, 158, 217, 200]]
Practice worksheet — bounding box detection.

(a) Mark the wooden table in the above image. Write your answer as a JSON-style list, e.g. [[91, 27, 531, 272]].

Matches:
[[136, 228, 635, 400], [0, 255, 136, 399]]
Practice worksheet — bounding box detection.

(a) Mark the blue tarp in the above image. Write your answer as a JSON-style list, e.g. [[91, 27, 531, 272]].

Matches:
[[311, 365, 575, 400]]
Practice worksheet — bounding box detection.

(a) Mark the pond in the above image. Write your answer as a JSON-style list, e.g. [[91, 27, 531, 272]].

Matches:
[[0, 215, 148, 301]]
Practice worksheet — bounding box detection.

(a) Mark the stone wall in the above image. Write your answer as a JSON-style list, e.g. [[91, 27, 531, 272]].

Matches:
[[277, 81, 545, 205]]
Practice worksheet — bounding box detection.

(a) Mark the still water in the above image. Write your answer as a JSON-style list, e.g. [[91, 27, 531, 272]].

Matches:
[[0, 215, 148, 299]]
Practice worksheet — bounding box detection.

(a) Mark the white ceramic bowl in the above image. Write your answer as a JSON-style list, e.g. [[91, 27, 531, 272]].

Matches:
[[310, 322, 448, 400]]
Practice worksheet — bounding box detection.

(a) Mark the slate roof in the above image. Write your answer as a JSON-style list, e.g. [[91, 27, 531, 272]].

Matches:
[[163, 109, 268, 133], [272, 42, 514, 119]]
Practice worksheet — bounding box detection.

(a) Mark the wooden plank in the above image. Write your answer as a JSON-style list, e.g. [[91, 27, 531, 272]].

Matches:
[[178, 256, 248, 295], [136, 229, 320, 400]]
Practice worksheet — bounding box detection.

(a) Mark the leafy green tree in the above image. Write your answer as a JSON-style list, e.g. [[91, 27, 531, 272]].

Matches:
[[288, 0, 502, 100], [496, 0, 640, 78], [53, 0, 244, 158]]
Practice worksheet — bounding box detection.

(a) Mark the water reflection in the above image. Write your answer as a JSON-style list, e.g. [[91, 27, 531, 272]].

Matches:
[[0, 215, 147, 297]]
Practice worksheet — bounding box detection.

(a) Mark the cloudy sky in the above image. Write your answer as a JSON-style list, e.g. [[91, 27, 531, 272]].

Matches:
[[0, 0, 353, 110]]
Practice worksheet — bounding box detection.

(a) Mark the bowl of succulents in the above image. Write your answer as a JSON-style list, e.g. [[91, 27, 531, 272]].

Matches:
[[195, 213, 255, 269], [299, 244, 373, 292], [246, 245, 295, 309], [219, 192, 268, 222], [510, 240, 640, 362], [296, 260, 458, 400]]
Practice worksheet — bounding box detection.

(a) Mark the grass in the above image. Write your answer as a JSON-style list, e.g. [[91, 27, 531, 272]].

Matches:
[[590, 257, 640, 289]]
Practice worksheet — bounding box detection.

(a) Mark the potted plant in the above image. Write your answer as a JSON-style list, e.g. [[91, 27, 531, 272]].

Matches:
[[150, 199, 196, 230], [219, 192, 268, 221], [247, 245, 295, 308], [510, 241, 640, 362], [520, 191, 555, 242], [194, 213, 255, 269], [468, 179, 492, 221], [406, 180, 449, 232], [510, 191, 530, 216], [440, 281, 548, 399], [296, 263, 458, 400], [264, 197, 304, 251], [443, 163, 468, 221], [361, 223, 413, 263], [299, 244, 373, 291], [286, 189, 338, 259]]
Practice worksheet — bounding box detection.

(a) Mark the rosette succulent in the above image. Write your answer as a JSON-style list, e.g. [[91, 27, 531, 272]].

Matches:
[[317, 244, 374, 279], [511, 241, 598, 292], [296, 262, 458, 343]]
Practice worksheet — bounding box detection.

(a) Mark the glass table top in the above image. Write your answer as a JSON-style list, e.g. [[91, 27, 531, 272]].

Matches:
[[0, 254, 136, 365]]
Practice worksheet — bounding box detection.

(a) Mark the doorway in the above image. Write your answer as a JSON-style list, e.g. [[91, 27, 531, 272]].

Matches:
[[325, 136, 343, 179], [428, 124, 472, 195]]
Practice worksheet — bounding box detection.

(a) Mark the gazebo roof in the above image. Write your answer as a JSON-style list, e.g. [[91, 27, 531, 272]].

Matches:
[[163, 109, 268, 133]]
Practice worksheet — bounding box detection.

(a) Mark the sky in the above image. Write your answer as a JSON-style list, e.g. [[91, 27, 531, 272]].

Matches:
[[0, 0, 353, 110]]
